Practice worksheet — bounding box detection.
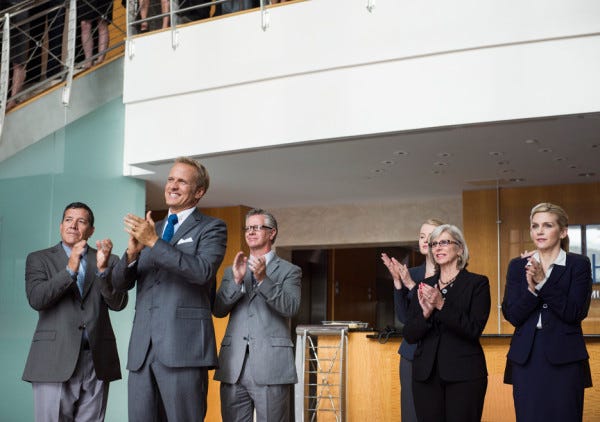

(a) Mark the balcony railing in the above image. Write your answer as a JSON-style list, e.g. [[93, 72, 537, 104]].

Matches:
[[0, 0, 294, 137]]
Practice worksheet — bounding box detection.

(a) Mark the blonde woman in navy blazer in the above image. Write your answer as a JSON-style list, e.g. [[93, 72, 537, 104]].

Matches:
[[502, 203, 592, 422], [403, 224, 490, 422]]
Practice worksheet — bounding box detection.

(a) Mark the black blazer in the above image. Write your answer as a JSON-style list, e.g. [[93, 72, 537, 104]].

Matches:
[[502, 253, 592, 368], [403, 269, 491, 382]]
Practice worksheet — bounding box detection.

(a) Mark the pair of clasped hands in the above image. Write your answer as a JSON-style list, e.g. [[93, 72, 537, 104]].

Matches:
[[381, 253, 443, 319], [523, 250, 546, 293], [232, 251, 266, 286], [123, 211, 158, 262], [68, 239, 113, 275]]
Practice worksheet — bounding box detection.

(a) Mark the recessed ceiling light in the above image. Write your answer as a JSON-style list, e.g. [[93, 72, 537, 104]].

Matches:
[[437, 152, 452, 157], [538, 148, 552, 153], [578, 172, 596, 177], [432, 169, 444, 175], [371, 168, 386, 174], [393, 150, 409, 156], [524, 139, 538, 144], [500, 169, 515, 174], [509, 178, 525, 182], [433, 161, 448, 166], [553, 157, 566, 162], [591, 144, 599, 149], [381, 160, 395, 165], [489, 151, 504, 156], [569, 165, 578, 169], [497, 160, 510, 166]]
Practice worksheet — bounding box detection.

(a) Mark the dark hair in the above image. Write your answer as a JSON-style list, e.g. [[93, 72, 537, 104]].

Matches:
[[62, 202, 94, 227], [246, 208, 278, 243]]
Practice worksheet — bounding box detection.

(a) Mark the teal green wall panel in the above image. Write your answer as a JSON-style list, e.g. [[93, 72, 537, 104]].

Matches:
[[0, 97, 144, 421]]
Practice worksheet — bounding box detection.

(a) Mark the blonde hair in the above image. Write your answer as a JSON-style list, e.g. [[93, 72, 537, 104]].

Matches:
[[530, 202, 569, 251], [175, 157, 210, 193]]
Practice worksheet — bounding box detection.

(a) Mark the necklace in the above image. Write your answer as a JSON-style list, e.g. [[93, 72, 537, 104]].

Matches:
[[439, 274, 457, 286], [438, 274, 458, 296]]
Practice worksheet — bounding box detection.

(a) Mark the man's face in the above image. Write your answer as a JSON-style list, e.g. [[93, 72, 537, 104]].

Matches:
[[245, 214, 276, 251], [164, 163, 205, 213], [60, 208, 94, 248]]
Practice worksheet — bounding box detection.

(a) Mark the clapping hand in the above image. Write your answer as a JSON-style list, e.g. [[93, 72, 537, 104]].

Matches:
[[96, 239, 113, 273]]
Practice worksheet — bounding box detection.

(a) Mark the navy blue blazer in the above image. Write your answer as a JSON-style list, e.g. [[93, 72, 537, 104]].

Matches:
[[502, 253, 592, 369], [395, 264, 425, 360]]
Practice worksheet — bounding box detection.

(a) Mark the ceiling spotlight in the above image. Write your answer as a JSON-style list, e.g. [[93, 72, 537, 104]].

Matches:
[[371, 168, 386, 174], [524, 139, 538, 144], [538, 148, 552, 153], [497, 160, 510, 166], [553, 157, 566, 162], [433, 161, 448, 166], [569, 165, 578, 169], [393, 150, 409, 156], [437, 152, 452, 157], [381, 160, 394, 165], [509, 178, 525, 183], [591, 144, 599, 149], [432, 169, 444, 175], [578, 172, 596, 177], [489, 151, 504, 156], [500, 169, 515, 174]]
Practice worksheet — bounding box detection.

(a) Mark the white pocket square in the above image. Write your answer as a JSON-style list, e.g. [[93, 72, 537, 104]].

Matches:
[[177, 237, 193, 245]]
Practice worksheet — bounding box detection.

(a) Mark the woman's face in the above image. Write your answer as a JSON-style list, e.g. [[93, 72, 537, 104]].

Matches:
[[419, 223, 437, 256], [430, 231, 462, 268], [530, 211, 566, 252]]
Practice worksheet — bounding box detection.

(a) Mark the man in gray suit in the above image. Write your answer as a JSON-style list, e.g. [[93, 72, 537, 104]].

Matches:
[[23, 202, 127, 422], [112, 157, 227, 421], [214, 208, 301, 422]]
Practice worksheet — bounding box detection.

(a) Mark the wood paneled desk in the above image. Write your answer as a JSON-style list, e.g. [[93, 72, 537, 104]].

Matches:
[[324, 332, 600, 421]]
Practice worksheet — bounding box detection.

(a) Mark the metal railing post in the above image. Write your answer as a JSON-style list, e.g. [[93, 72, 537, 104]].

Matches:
[[0, 13, 11, 134], [260, 0, 269, 31], [62, 0, 77, 105], [170, 0, 178, 49]]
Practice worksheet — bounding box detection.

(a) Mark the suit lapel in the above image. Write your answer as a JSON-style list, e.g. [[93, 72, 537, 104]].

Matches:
[[169, 208, 202, 245], [542, 260, 568, 290]]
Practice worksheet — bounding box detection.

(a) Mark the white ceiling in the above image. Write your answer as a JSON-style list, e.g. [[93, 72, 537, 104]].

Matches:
[[139, 113, 600, 211]]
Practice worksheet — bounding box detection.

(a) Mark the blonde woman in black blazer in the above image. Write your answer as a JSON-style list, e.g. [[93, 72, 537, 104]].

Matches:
[[403, 224, 491, 422]]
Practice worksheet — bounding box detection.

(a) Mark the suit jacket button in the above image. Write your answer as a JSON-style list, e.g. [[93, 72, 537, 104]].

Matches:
[[542, 303, 548, 309]]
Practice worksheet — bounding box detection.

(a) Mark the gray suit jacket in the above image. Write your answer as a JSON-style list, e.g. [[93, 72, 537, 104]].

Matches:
[[112, 208, 227, 370], [23, 243, 127, 383], [213, 255, 301, 385]]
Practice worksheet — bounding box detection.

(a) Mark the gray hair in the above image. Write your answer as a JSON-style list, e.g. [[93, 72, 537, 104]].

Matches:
[[246, 208, 278, 243], [428, 224, 469, 271]]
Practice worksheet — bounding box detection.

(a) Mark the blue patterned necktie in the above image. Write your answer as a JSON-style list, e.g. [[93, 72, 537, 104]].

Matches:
[[162, 214, 178, 242], [77, 257, 87, 295]]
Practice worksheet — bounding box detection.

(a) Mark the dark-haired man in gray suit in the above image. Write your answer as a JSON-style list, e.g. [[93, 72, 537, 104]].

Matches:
[[112, 157, 227, 421], [23, 202, 127, 422], [214, 208, 301, 422]]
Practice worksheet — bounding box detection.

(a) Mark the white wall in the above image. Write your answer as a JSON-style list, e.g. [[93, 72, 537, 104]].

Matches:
[[122, 0, 600, 168]]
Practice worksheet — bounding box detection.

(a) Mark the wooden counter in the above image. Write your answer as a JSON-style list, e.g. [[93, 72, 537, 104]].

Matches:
[[343, 333, 600, 421]]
